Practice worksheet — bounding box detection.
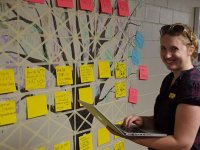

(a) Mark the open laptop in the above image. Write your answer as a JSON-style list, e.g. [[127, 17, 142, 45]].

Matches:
[[78, 100, 167, 137]]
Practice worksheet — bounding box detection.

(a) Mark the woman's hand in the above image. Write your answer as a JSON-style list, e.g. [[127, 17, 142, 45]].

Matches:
[[123, 114, 144, 128]]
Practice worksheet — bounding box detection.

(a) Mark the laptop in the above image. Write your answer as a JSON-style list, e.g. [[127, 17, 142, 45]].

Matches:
[[78, 100, 167, 137]]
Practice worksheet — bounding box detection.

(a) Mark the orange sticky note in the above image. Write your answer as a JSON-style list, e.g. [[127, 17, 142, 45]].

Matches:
[[26, 0, 44, 4], [117, 0, 130, 17], [79, 0, 94, 11], [56, 0, 74, 8], [100, 0, 112, 14], [128, 87, 138, 104], [139, 65, 148, 80]]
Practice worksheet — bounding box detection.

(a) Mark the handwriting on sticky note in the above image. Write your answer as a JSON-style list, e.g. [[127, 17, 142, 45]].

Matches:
[[54, 91, 72, 112], [79, 0, 94, 11], [128, 87, 138, 104], [115, 82, 126, 98], [78, 87, 93, 106], [98, 61, 111, 79], [117, 0, 130, 17], [139, 65, 148, 80], [79, 64, 94, 83], [25, 67, 46, 90], [26, 0, 44, 4], [114, 141, 124, 150], [54, 141, 70, 150], [56, 0, 74, 8], [0, 69, 16, 94], [100, 0, 112, 14], [115, 62, 126, 78], [56, 66, 73, 86], [98, 127, 110, 146], [79, 133, 93, 150], [0, 100, 17, 126], [27, 95, 48, 119]]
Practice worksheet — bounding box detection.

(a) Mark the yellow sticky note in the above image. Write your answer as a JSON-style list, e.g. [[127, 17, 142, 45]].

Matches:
[[114, 141, 124, 150], [104, 148, 110, 150], [79, 133, 93, 150], [0, 100, 17, 126], [115, 62, 126, 78], [98, 127, 110, 146], [37, 146, 45, 150], [115, 82, 126, 98], [25, 67, 46, 90], [27, 95, 48, 119], [54, 141, 70, 150], [98, 61, 111, 78], [56, 66, 73, 86], [54, 91, 72, 112], [0, 69, 16, 94], [79, 64, 94, 83], [79, 87, 93, 106]]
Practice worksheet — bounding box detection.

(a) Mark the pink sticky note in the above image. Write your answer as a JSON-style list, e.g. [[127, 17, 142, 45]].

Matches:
[[56, 0, 74, 8], [100, 0, 112, 14], [139, 65, 148, 80], [117, 0, 130, 17], [128, 87, 138, 104], [79, 0, 94, 11], [26, 0, 44, 4]]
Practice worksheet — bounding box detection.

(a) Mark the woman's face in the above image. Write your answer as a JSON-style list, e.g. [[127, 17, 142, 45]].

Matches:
[[160, 34, 193, 72]]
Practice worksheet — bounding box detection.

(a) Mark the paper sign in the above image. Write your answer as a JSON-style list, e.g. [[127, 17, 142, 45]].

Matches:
[[117, 0, 130, 17], [0, 100, 17, 126], [128, 87, 138, 104], [79, 0, 94, 11], [114, 141, 124, 150], [100, 0, 112, 14], [139, 65, 148, 80], [54, 91, 72, 112], [54, 141, 70, 150], [79, 87, 93, 105], [56, 0, 74, 8], [0, 69, 16, 94], [27, 95, 48, 119], [26, 0, 44, 4], [79, 133, 93, 150], [131, 46, 141, 66], [115, 82, 126, 98], [135, 31, 144, 49], [79, 64, 94, 83], [98, 61, 111, 79], [98, 127, 110, 146], [25, 67, 46, 90], [56, 66, 73, 86], [115, 62, 126, 78]]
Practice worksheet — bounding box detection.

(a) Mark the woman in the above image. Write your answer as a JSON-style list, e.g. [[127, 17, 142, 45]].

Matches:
[[115, 23, 200, 150]]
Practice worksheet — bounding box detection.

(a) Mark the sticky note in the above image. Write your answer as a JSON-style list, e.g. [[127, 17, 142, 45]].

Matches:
[[37, 147, 45, 150], [98, 61, 111, 79], [117, 0, 130, 17], [79, 64, 94, 83], [26, 95, 48, 119], [25, 67, 46, 90], [0, 69, 16, 94], [98, 127, 110, 146], [56, 66, 73, 86], [115, 82, 126, 98], [54, 91, 72, 112], [0, 100, 17, 126], [131, 46, 141, 66], [135, 31, 144, 49], [139, 65, 148, 80], [79, 133, 93, 150], [115, 62, 126, 78], [26, 0, 44, 4], [104, 148, 110, 150], [79, 87, 93, 105], [128, 87, 138, 104], [54, 141, 70, 150], [100, 0, 112, 14], [56, 0, 74, 8], [79, 0, 94, 11], [114, 141, 124, 150]]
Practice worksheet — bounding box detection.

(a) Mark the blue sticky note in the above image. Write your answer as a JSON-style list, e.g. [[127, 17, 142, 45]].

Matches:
[[131, 46, 141, 66], [135, 31, 144, 49]]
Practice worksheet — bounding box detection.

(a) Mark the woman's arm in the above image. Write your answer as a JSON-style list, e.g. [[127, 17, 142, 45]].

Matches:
[[131, 104, 200, 150]]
